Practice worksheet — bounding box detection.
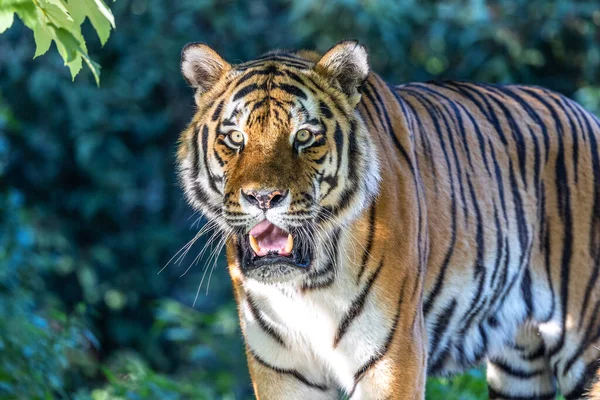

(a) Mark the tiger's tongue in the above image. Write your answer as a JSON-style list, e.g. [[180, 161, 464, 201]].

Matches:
[[249, 220, 292, 257]]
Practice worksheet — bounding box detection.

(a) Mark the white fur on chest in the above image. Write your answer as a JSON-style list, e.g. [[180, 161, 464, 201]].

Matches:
[[240, 251, 392, 391]]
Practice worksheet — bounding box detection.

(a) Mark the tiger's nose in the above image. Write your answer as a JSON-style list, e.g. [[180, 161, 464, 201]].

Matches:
[[241, 189, 289, 210]]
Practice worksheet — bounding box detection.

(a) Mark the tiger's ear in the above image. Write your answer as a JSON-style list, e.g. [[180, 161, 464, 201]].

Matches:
[[181, 43, 231, 97], [315, 40, 369, 106]]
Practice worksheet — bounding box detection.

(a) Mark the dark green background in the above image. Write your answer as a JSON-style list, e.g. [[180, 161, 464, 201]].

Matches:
[[1, 1, 599, 398]]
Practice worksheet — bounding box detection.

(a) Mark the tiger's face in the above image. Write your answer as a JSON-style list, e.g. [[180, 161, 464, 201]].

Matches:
[[177, 41, 380, 283]]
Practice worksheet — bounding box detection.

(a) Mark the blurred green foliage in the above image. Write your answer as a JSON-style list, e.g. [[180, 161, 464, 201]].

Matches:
[[1, 0, 599, 398]]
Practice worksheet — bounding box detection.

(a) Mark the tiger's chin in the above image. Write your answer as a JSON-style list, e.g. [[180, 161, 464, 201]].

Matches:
[[236, 222, 314, 283]]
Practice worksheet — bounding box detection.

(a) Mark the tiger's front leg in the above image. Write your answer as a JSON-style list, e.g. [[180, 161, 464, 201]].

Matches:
[[349, 309, 427, 400], [247, 351, 338, 400]]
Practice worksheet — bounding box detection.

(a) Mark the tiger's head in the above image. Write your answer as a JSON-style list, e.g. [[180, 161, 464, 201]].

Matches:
[[177, 41, 380, 283]]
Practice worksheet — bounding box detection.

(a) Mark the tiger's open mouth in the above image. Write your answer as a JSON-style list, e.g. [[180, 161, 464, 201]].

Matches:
[[248, 220, 294, 257], [238, 220, 312, 279]]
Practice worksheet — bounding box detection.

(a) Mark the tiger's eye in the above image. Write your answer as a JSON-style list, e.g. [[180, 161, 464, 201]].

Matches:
[[229, 130, 244, 146], [295, 129, 313, 144]]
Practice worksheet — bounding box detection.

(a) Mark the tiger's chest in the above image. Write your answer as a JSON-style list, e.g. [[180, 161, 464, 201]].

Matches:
[[240, 266, 394, 391]]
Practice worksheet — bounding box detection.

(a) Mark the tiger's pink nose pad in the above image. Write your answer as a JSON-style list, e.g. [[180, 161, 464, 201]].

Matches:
[[241, 189, 289, 210]]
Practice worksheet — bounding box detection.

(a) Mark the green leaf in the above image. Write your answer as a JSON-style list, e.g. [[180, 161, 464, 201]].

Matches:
[[68, 0, 115, 46], [65, 0, 86, 25], [66, 52, 83, 79], [90, 0, 115, 28], [53, 26, 79, 63], [11, 3, 37, 30], [51, 26, 100, 84], [80, 49, 101, 85], [33, 23, 52, 57], [37, 0, 75, 30], [0, 10, 15, 34], [52, 26, 83, 81]]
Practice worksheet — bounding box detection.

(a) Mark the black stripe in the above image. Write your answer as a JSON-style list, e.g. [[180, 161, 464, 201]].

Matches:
[[237, 57, 310, 71], [352, 280, 407, 387], [428, 298, 457, 369], [276, 83, 307, 99], [522, 88, 573, 360], [520, 267, 533, 317], [319, 100, 333, 119], [507, 158, 533, 317], [489, 204, 504, 288], [489, 141, 509, 224], [488, 94, 529, 188], [563, 299, 600, 374], [521, 343, 546, 361], [489, 358, 545, 379], [346, 120, 359, 182], [334, 258, 384, 347], [573, 104, 600, 328], [487, 386, 556, 400], [333, 122, 344, 178], [457, 177, 487, 337], [191, 184, 220, 216], [301, 230, 340, 291], [253, 52, 312, 63], [356, 205, 376, 283], [211, 99, 225, 121], [562, 358, 600, 399], [201, 125, 221, 195], [236, 65, 285, 87], [212, 145, 226, 167], [190, 126, 201, 180], [246, 295, 287, 347], [552, 96, 579, 183], [232, 83, 263, 101], [249, 349, 328, 391], [365, 82, 415, 176]]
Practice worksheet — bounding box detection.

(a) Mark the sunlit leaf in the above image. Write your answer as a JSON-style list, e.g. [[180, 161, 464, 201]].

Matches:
[[37, 0, 74, 28], [10, 3, 37, 29], [0, 9, 14, 33], [53, 26, 79, 62], [32, 22, 52, 57], [90, 0, 114, 28], [80, 50, 101, 84], [67, 0, 114, 45]]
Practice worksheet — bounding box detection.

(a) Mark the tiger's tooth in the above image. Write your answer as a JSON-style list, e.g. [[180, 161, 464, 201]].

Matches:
[[249, 235, 261, 255], [284, 234, 294, 253]]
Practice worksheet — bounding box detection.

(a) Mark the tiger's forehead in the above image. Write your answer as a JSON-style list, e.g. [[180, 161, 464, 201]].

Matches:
[[218, 59, 322, 133]]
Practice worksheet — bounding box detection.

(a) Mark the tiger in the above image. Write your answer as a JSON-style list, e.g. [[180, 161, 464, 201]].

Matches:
[[176, 40, 600, 399]]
